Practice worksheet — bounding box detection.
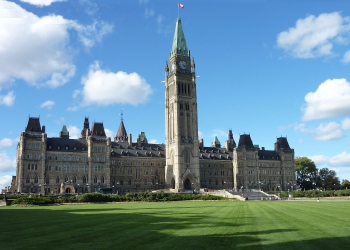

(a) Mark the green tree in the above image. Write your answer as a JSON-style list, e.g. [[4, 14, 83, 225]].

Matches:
[[341, 179, 350, 190], [318, 168, 340, 190], [295, 157, 317, 190]]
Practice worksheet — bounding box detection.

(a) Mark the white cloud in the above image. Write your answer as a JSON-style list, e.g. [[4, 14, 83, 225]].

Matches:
[[277, 12, 349, 58], [302, 79, 350, 121], [0, 1, 112, 88], [54, 117, 65, 125], [198, 131, 204, 140], [0, 138, 14, 149], [21, 0, 66, 7], [144, 8, 155, 18], [298, 138, 304, 144], [212, 129, 226, 138], [0, 175, 13, 191], [295, 122, 344, 141], [329, 152, 350, 167], [105, 129, 114, 139], [309, 154, 329, 166], [79, 0, 99, 16], [81, 62, 153, 106], [343, 50, 350, 63], [342, 118, 350, 130], [0, 153, 16, 172], [149, 139, 159, 144], [40, 100, 55, 109], [66, 106, 79, 112], [0, 91, 15, 106], [67, 125, 80, 139]]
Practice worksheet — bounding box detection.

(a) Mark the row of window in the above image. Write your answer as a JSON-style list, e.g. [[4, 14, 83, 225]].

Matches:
[[26, 154, 41, 160], [54, 165, 89, 172], [93, 146, 106, 152], [45, 155, 88, 162], [26, 143, 41, 150], [200, 163, 231, 168], [48, 145, 85, 151], [114, 161, 163, 166]]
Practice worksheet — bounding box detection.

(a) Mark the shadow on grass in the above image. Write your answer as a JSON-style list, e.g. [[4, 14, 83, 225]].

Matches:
[[0, 205, 348, 250]]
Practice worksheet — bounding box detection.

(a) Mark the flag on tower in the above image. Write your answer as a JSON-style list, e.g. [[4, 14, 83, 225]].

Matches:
[[178, 3, 184, 8]]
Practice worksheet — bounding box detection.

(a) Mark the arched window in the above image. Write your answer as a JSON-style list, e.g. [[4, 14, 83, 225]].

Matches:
[[34, 175, 38, 183], [64, 176, 69, 182], [73, 176, 77, 184], [45, 175, 50, 184], [35, 164, 37, 170], [83, 176, 87, 184], [26, 176, 30, 183], [56, 176, 60, 184], [94, 176, 97, 183], [31, 164, 34, 170], [101, 176, 104, 184], [28, 164, 30, 170]]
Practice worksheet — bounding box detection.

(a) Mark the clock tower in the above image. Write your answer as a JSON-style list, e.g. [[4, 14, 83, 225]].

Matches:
[[165, 18, 200, 192]]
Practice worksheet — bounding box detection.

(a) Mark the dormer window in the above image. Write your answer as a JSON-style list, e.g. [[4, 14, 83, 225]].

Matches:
[[58, 146, 60, 150], [82, 147, 85, 151], [66, 146, 68, 150], [49, 146, 52, 149], [74, 147, 76, 150]]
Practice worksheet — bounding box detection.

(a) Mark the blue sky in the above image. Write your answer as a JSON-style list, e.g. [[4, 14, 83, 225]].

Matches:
[[1, 0, 350, 190]]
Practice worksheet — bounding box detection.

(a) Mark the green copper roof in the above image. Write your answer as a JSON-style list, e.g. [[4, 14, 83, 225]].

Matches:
[[140, 132, 148, 143], [170, 18, 188, 58], [213, 136, 221, 145], [61, 125, 69, 135]]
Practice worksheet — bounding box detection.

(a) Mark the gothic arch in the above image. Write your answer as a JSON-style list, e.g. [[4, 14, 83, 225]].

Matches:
[[171, 177, 175, 189]]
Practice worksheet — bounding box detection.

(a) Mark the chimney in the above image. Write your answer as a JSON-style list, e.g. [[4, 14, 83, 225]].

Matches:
[[128, 134, 132, 146], [199, 139, 204, 149], [262, 147, 265, 150]]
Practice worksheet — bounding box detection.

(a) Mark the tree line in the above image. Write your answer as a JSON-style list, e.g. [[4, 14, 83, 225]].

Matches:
[[295, 157, 350, 191]]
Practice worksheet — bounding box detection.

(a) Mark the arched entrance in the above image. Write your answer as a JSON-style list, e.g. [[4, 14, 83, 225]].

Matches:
[[171, 178, 175, 189], [184, 178, 191, 190], [65, 188, 71, 193]]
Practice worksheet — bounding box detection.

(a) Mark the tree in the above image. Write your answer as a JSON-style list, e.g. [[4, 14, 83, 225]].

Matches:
[[318, 168, 341, 190], [342, 179, 350, 190], [295, 157, 318, 190]]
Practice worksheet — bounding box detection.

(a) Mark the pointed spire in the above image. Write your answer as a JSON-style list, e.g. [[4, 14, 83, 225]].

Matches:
[[60, 125, 69, 139], [80, 117, 90, 138], [170, 18, 189, 58], [212, 136, 221, 148], [115, 107, 128, 142]]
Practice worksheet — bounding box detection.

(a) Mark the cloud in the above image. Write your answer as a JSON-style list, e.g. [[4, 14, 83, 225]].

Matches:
[[329, 152, 350, 167], [302, 79, 350, 121], [105, 129, 114, 139], [0, 175, 13, 191], [308, 152, 350, 168], [79, 0, 99, 16], [81, 62, 153, 106], [149, 139, 159, 144], [67, 125, 80, 139], [0, 153, 16, 172], [277, 12, 349, 58], [0, 1, 112, 88], [54, 117, 65, 125], [309, 154, 330, 166], [212, 129, 227, 138], [295, 122, 344, 141], [198, 131, 204, 140], [144, 8, 155, 18], [66, 106, 79, 112], [342, 118, 350, 130], [298, 138, 304, 144], [343, 50, 350, 63], [21, 0, 66, 7], [40, 100, 55, 109], [0, 138, 15, 149], [0, 91, 15, 106]]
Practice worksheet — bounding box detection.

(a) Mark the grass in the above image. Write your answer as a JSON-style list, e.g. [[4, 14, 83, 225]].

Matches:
[[1, 200, 350, 249]]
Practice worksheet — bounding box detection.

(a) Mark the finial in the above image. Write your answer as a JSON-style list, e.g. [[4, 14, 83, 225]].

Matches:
[[120, 106, 124, 122]]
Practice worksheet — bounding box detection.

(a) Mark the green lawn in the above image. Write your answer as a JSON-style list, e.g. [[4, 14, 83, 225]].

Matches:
[[1, 201, 350, 249]]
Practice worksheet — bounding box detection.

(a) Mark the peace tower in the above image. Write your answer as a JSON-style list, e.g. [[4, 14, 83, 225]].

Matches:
[[164, 18, 200, 191]]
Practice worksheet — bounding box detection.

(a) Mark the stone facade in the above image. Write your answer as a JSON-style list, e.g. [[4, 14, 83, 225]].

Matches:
[[9, 17, 296, 194]]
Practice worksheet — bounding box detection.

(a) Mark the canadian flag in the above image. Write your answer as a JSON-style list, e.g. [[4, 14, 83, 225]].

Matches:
[[178, 3, 184, 8]]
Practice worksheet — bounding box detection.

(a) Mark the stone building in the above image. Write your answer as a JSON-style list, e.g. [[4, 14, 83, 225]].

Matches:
[[10, 18, 295, 194]]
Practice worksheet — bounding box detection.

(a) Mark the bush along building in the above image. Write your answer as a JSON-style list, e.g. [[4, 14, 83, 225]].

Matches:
[[10, 18, 295, 194]]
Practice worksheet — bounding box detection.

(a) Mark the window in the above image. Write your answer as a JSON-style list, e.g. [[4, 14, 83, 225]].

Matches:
[[45, 175, 50, 184], [64, 176, 69, 182], [35, 164, 38, 170], [101, 176, 104, 184], [144, 179, 147, 185], [73, 176, 77, 184], [56, 176, 60, 183], [26, 176, 30, 183], [94, 176, 97, 183], [83, 176, 87, 184], [184, 149, 190, 163], [28, 164, 30, 170]]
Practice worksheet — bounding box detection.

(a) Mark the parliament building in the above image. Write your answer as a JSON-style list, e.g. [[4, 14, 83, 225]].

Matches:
[[10, 18, 296, 194]]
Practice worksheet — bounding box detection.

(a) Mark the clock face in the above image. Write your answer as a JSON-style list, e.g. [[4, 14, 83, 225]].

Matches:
[[179, 60, 187, 70]]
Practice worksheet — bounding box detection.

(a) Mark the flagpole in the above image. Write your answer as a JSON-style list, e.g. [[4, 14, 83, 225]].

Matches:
[[178, 5, 179, 18]]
